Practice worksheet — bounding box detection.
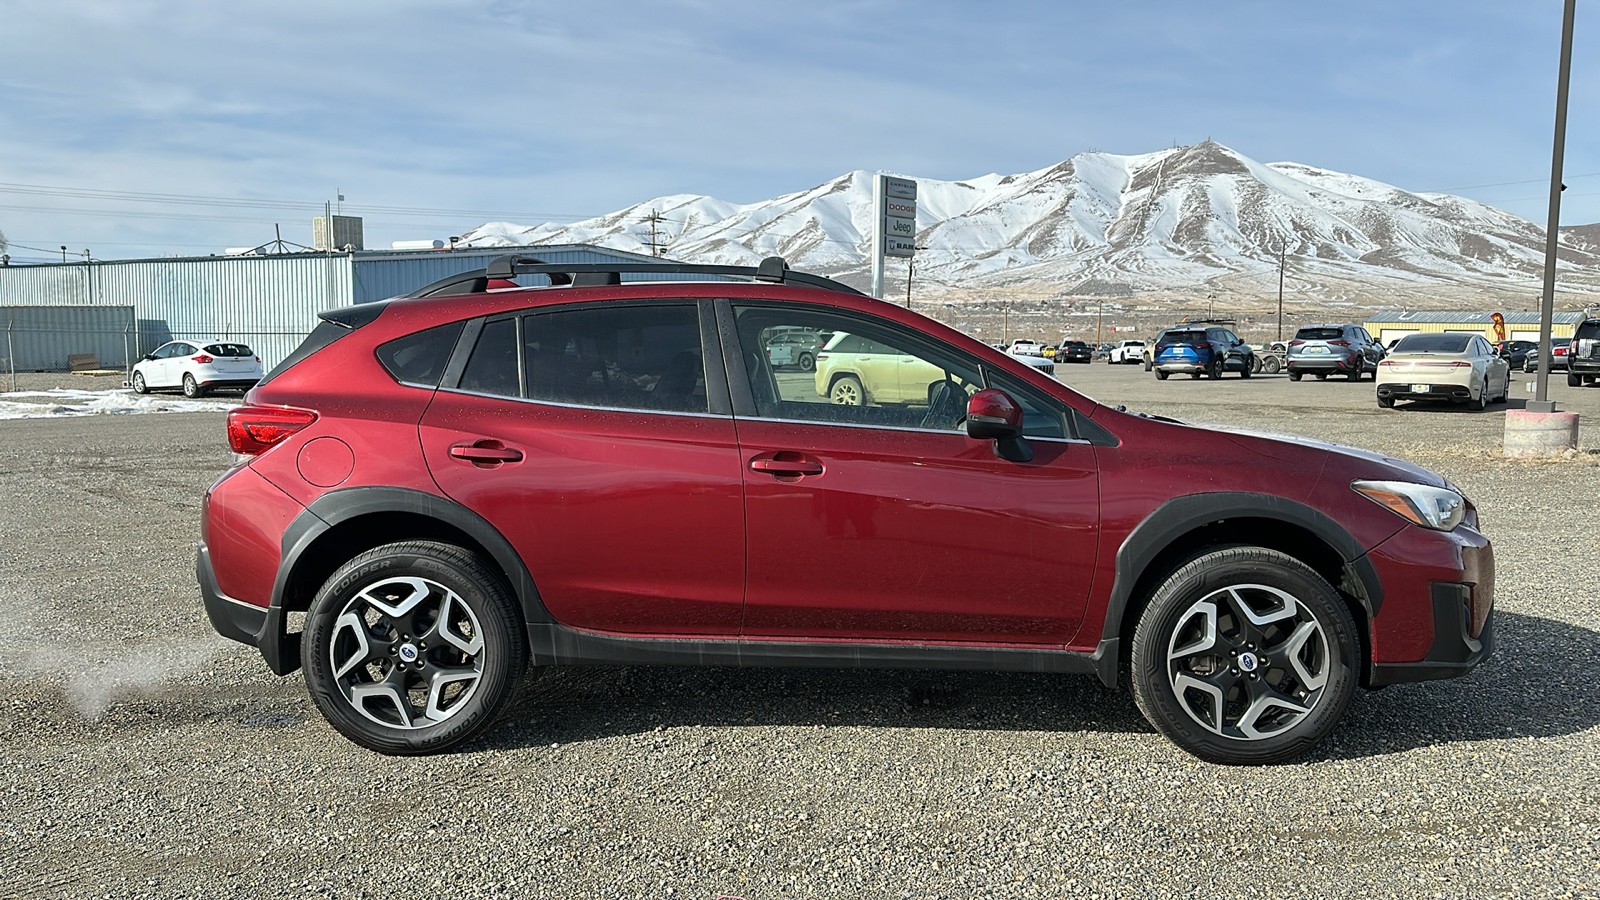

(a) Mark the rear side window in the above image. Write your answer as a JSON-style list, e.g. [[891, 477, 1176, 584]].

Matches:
[[1295, 327, 1344, 341], [377, 321, 466, 388], [520, 304, 706, 413]]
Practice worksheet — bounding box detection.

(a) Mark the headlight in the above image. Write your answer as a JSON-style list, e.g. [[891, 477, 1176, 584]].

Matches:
[[1351, 480, 1466, 531]]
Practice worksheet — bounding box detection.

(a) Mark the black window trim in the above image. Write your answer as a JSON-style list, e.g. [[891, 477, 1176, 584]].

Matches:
[[436, 297, 732, 417], [715, 298, 1108, 445]]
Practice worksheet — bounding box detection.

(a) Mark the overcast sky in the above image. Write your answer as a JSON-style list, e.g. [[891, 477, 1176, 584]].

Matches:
[[1, 0, 1594, 262]]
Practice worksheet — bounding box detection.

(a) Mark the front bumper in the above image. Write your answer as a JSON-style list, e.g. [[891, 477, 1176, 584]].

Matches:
[[1369, 583, 1495, 685]]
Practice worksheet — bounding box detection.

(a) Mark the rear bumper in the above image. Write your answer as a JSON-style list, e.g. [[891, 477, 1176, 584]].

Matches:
[[1287, 355, 1359, 372], [1376, 381, 1473, 402], [198, 542, 298, 675]]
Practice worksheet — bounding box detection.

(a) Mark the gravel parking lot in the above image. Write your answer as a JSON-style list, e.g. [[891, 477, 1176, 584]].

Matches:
[[2, 364, 1598, 899]]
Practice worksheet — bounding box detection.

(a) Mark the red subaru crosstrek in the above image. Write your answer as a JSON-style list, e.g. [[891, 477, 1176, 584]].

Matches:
[[199, 256, 1493, 764]]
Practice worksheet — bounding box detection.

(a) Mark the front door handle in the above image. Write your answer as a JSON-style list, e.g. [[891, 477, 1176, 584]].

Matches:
[[449, 441, 524, 465], [749, 452, 823, 477]]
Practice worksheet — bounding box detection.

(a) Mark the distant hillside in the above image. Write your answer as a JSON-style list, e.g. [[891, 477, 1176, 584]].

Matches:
[[460, 141, 1600, 308]]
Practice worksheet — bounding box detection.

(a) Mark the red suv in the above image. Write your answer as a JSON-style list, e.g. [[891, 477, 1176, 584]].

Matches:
[[200, 256, 1494, 764]]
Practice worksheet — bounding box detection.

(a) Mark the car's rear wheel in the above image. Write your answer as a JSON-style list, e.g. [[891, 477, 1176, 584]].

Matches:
[[1207, 358, 1223, 380], [1474, 385, 1489, 411], [1130, 547, 1358, 765], [829, 375, 865, 405], [1570, 373, 1583, 387], [302, 541, 527, 754], [1144, 357, 1153, 372], [131, 371, 148, 394], [182, 373, 204, 398]]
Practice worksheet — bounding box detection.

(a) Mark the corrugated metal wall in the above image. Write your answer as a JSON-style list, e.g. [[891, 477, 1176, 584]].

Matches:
[[1, 306, 137, 372], [349, 245, 729, 302], [0, 255, 352, 367], [0, 244, 730, 371]]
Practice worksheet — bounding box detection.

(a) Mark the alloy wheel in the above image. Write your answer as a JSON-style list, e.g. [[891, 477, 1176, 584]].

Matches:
[[1165, 583, 1331, 741], [328, 576, 486, 729]]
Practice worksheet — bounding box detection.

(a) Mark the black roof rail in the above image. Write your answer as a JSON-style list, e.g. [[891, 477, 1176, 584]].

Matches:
[[402, 255, 863, 299]]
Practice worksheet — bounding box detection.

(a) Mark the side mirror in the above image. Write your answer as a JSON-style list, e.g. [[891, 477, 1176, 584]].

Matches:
[[141, 353, 157, 361], [965, 389, 1032, 462]]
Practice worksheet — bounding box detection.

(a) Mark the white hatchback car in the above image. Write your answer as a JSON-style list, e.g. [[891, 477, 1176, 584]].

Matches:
[[131, 340, 263, 398]]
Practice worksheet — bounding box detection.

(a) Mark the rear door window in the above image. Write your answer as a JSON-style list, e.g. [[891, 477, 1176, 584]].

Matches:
[[521, 304, 706, 413]]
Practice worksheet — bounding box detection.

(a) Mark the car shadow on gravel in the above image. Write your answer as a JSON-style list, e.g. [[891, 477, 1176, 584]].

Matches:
[[480, 610, 1596, 760]]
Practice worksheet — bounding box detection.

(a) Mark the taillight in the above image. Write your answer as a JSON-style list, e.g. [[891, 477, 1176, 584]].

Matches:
[[255, 355, 262, 364], [1328, 340, 1350, 346], [1288, 340, 1305, 346], [1556, 346, 1568, 356], [1378, 359, 1395, 367], [193, 354, 214, 364], [227, 405, 317, 455]]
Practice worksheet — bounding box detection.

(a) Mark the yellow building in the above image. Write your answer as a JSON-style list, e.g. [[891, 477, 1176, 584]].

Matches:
[[1363, 310, 1584, 346]]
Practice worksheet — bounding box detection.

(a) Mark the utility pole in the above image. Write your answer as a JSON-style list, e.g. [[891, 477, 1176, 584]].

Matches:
[[1096, 300, 1104, 345], [1277, 245, 1286, 342], [642, 209, 668, 257], [60, 245, 67, 263], [903, 246, 928, 309], [1531, 0, 1577, 413]]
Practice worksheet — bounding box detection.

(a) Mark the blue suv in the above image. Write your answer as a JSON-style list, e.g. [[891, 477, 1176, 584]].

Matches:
[[1152, 324, 1255, 380]]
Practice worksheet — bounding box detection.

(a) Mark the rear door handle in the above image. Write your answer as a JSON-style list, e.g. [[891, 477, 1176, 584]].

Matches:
[[749, 453, 823, 477], [449, 441, 524, 464]]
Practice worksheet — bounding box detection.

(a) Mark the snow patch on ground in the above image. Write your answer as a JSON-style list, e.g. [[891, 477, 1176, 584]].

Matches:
[[0, 389, 239, 420]]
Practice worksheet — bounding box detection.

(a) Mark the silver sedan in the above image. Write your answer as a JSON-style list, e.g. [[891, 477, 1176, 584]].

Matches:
[[1374, 332, 1511, 410]]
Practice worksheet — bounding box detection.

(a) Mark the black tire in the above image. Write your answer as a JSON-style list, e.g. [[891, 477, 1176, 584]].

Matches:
[[1474, 384, 1489, 411], [131, 371, 148, 394], [1129, 547, 1359, 765], [1263, 356, 1281, 375], [1155, 369, 1169, 380], [799, 352, 816, 373], [1314, 372, 1328, 381], [1207, 358, 1223, 380], [1240, 360, 1253, 379], [1377, 394, 1395, 409], [1288, 370, 1302, 382], [1570, 372, 1583, 387], [829, 374, 865, 405], [1143, 357, 1153, 372], [1348, 364, 1362, 381], [301, 540, 528, 755], [182, 373, 204, 398]]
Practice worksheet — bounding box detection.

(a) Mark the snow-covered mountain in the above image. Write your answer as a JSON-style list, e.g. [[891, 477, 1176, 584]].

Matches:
[[459, 141, 1600, 300]]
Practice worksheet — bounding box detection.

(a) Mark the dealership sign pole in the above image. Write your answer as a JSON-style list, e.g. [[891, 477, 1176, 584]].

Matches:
[[871, 175, 918, 299]]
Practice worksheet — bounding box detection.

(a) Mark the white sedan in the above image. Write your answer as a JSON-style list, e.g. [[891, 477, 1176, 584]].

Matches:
[[131, 340, 263, 398], [1375, 332, 1510, 410]]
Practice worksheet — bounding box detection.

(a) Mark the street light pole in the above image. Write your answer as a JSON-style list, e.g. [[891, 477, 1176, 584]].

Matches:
[[1532, 0, 1577, 413]]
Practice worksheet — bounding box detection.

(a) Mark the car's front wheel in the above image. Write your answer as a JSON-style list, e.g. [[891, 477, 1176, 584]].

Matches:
[[799, 352, 816, 373], [131, 371, 148, 394], [302, 541, 528, 754], [1130, 547, 1358, 765]]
